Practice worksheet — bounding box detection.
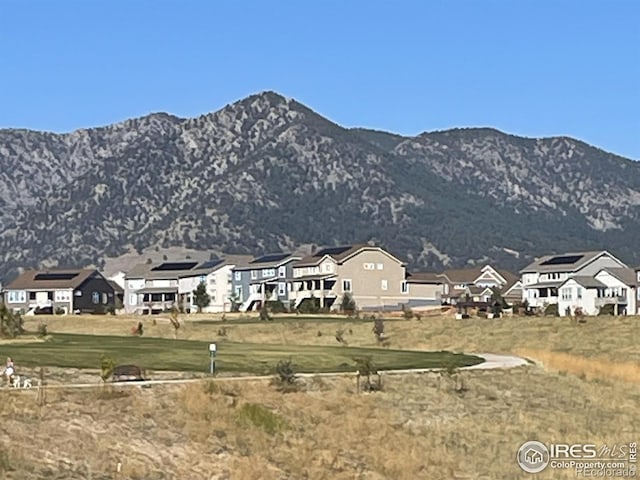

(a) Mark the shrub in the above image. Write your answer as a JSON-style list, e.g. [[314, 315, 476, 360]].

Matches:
[[259, 305, 272, 321], [265, 300, 287, 313], [0, 304, 24, 338], [298, 295, 320, 314], [401, 304, 414, 320], [341, 292, 357, 315], [372, 316, 385, 343], [598, 304, 615, 316], [54, 306, 66, 315], [100, 354, 115, 382], [335, 329, 348, 345], [354, 356, 382, 392], [37, 321, 48, 338], [273, 358, 298, 392], [236, 403, 287, 434], [544, 303, 559, 317]]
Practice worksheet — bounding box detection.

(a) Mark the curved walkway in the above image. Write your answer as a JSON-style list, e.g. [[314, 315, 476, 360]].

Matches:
[[2, 353, 529, 392]]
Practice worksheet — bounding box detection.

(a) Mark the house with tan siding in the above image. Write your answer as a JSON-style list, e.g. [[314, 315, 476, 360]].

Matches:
[[291, 244, 408, 311]]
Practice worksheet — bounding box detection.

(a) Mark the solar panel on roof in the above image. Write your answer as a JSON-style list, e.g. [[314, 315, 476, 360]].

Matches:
[[540, 255, 584, 266], [197, 259, 223, 270], [315, 246, 352, 257], [250, 253, 290, 264], [34, 272, 79, 281], [151, 262, 199, 271]]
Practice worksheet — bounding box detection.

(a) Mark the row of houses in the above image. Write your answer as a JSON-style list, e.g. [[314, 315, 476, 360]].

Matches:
[[0, 245, 636, 317]]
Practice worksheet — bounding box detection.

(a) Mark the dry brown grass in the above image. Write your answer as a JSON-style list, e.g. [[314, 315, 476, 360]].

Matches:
[[0, 366, 638, 479], [7, 312, 638, 478], [516, 348, 640, 385]]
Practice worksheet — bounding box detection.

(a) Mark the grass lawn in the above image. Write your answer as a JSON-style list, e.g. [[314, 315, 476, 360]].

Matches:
[[0, 333, 482, 374]]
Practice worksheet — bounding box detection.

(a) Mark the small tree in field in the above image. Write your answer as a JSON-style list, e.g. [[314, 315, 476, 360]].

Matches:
[[0, 304, 24, 338], [169, 305, 181, 338], [372, 316, 385, 343], [192, 281, 211, 313], [228, 292, 241, 312], [341, 292, 357, 315]]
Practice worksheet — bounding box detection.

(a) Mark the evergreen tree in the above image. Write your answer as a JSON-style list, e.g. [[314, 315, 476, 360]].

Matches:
[[192, 281, 211, 313]]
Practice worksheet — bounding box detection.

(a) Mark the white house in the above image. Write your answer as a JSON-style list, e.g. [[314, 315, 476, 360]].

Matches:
[[557, 267, 636, 316], [178, 255, 252, 313], [521, 251, 627, 311]]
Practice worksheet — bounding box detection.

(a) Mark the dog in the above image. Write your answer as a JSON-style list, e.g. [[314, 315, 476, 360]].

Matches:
[[11, 376, 33, 389]]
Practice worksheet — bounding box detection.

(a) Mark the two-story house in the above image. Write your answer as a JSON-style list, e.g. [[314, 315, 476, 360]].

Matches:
[[437, 265, 521, 305], [177, 255, 253, 313], [557, 267, 636, 316], [521, 251, 628, 312], [3, 269, 117, 314], [124, 261, 205, 314], [402, 272, 443, 307], [231, 253, 301, 312], [291, 244, 407, 311]]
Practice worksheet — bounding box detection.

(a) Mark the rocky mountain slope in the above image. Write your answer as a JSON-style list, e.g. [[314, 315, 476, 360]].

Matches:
[[1, 91, 638, 283]]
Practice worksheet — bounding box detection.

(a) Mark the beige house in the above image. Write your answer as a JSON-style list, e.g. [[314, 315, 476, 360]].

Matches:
[[291, 244, 408, 311], [403, 272, 443, 306]]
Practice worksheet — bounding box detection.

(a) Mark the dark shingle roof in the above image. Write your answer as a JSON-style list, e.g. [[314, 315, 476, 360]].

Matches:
[[520, 251, 625, 273], [6, 269, 103, 290], [405, 272, 443, 284]]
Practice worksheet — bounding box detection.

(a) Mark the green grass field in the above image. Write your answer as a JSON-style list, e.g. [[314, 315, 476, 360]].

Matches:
[[0, 333, 483, 374]]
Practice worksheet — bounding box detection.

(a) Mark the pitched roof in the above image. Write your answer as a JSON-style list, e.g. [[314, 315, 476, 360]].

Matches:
[[234, 253, 300, 270], [561, 276, 607, 289], [437, 267, 483, 284], [405, 272, 443, 284], [5, 269, 103, 290], [294, 244, 405, 268], [520, 251, 625, 273], [107, 280, 124, 294], [179, 255, 254, 278], [597, 267, 637, 286]]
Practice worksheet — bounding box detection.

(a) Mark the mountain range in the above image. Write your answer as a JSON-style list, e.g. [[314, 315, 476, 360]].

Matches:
[[1, 91, 639, 284]]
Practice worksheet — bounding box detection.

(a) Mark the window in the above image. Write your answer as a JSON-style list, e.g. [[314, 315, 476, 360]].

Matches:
[[381, 280, 388, 291], [401, 281, 409, 294], [377, 263, 384, 270], [92, 292, 100, 304], [74, 290, 82, 296], [102, 293, 108, 304], [262, 268, 275, 277], [199, 275, 206, 283], [560, 288, 572, 301], [577, 288, 583, 299], [278, 282, 286, 296], [234, 271, 241, 281], [7, 291, 26, 303], [209, 278, 216, 285], [54, 290, 71, 302], [234, 286, 243, 298], [251, 270, 258, 280], [323, 263, 333, 273], [278, 266, 286, 278], [363, 263, 375, 270], [342, 279, 352, 292], [129, 294, 138, 306]]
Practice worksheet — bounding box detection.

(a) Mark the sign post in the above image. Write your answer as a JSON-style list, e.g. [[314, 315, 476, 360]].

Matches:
[[209, 343, 217, 375]]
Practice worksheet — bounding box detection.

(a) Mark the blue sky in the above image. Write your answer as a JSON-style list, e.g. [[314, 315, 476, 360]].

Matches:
[[1, 1, 638, 158]]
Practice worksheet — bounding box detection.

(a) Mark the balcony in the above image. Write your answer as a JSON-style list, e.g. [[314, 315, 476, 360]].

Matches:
[[595, 296, 627, 307]]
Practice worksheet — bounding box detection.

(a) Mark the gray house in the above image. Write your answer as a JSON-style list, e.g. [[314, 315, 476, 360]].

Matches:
[[231, 253, 301, 311], [3, 269, 117, 314]]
